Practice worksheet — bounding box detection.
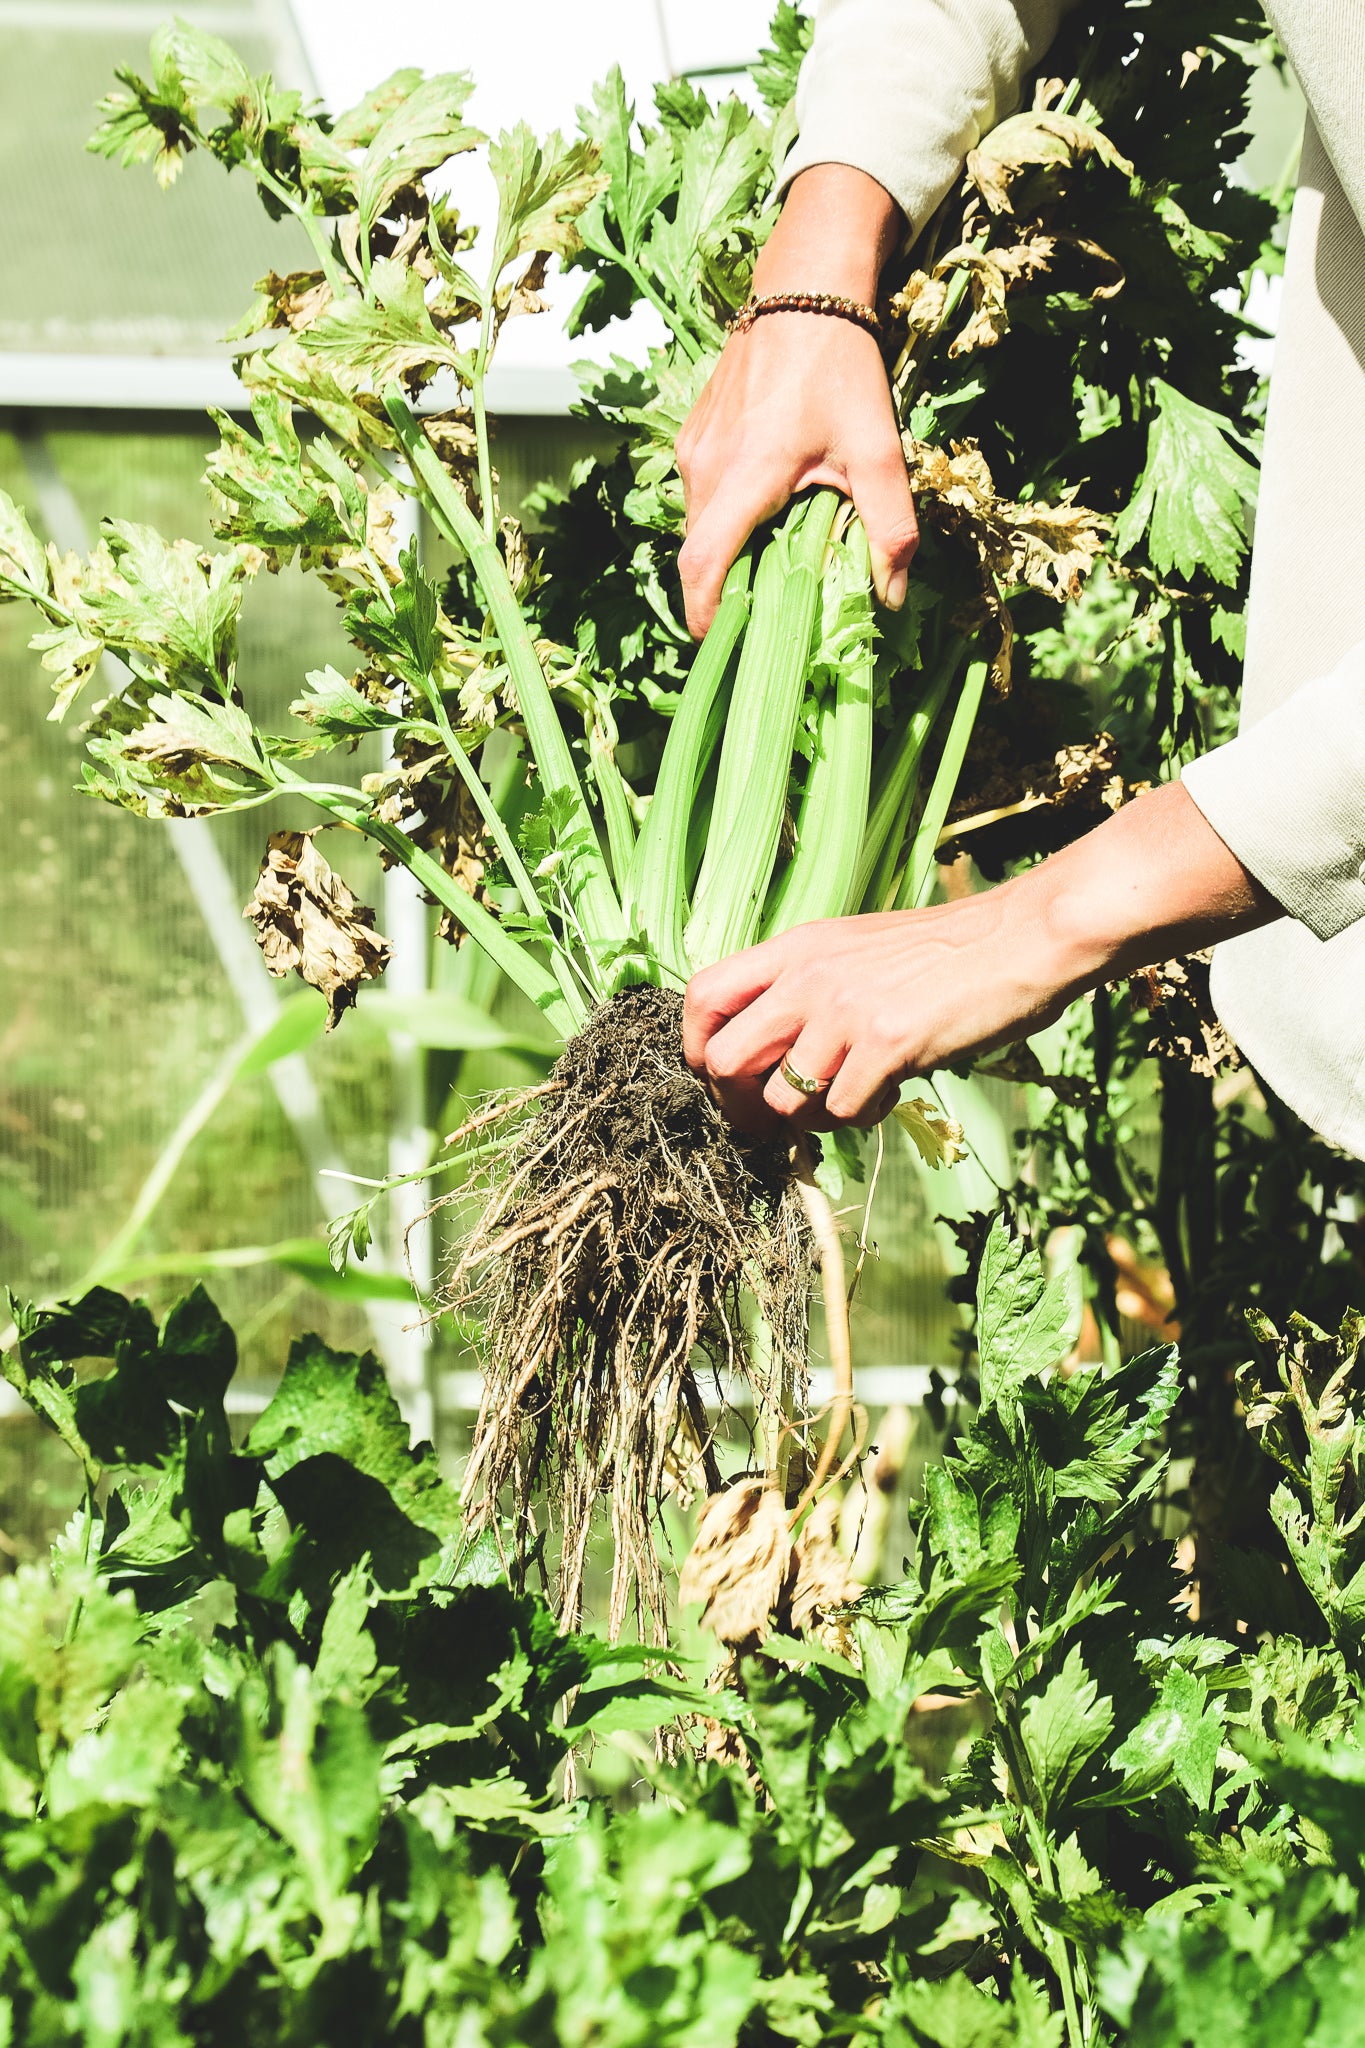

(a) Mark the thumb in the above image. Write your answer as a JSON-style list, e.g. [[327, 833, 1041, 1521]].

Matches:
[[846, 439, 920, 609]]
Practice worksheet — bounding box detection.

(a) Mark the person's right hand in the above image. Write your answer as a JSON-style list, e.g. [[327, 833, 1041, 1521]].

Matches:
[[675, 164, 919, 639]]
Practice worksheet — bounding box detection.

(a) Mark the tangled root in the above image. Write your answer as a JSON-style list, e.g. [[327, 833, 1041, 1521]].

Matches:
[[443, 985, 814, 1640]]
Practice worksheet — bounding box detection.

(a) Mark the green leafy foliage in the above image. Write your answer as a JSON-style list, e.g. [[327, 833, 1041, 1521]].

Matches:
[[10, 1233, 1365, 2042], [1115, 379, 1260, 585], [0, 1285, 728, 2042]]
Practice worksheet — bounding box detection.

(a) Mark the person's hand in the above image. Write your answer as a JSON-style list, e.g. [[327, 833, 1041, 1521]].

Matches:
[[682, 783, 1281, 1136], [683, 895, 1077, 1136], [676, 165, 918, 639]]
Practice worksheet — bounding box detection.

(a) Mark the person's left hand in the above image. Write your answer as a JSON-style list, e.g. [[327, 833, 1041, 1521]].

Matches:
[[681, 781, 1281, 1139], [682, 890, 1079, 1137]]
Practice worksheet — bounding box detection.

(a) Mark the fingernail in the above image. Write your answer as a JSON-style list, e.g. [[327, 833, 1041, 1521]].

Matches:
[[886, 567, 908, 611]]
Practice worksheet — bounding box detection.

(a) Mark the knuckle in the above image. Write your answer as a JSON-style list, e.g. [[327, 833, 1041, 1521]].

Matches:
[[705, 1043, 741, 1083], [678, 534, 716, 582], [882, 514, 921, 564]]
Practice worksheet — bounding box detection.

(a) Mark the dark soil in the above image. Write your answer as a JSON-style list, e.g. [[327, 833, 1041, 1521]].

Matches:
[[549, 982, 790, 1220], [445, 984, 811, 1639]]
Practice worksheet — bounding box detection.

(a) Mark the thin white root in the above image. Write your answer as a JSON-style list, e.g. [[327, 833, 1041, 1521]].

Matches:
[[788, 1135, 854, 1524]]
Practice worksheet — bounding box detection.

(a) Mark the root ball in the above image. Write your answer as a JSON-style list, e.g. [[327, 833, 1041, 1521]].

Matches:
[[446, 985, 812, 1637]]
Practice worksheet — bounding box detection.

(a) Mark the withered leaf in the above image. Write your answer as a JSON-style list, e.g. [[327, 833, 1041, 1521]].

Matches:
[[244, 829, 392, 1029], [1126, 951, 1241, 1079], [965, 88, 1133, 218], [364, 745, 494, 942], [227, 269, 333, 343], [887, 269, 949, 340], [892, 1097, 968, 1170], [1005, 490, 1112, 603], [790, 1494, 860, 1659], [678, 1479, 794, 1648], [940, 249, 1009, 358], [905, 437, 1108, 688]]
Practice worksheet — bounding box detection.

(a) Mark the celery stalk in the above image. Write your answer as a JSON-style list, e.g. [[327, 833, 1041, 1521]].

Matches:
[[685, 491, 839, 967], [590, 720, 638, 891], [852, 644, 961, 913], [898, 658, 990, 908], [761, 521, 875, 937], [626, 551, 752, 982]]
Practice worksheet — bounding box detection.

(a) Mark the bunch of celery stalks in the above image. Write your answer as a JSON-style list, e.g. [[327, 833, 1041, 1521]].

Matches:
[[387, 391, 982, 1026]]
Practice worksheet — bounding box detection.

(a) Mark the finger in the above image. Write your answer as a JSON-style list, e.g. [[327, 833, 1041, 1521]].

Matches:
[[697, 977, 808, 1093], [679, 464, 794, 638], [682, 940, 787, 1073], [846, 432, 920, 610], [762, 1027, 849, 1124], [708, 1068, 784, 1139], [798, 1077, 900, 1135], [825, 1040, 906, 1125]]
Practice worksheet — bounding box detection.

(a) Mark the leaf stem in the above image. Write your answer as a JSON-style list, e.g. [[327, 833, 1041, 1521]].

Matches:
[[0, 571, 77, 626], [252, 161, 351, 299], [471, 293, 499, 537], [383, 384, 625, 948], [295, 777, 583, 1035], [408, 687, 582, 1017]]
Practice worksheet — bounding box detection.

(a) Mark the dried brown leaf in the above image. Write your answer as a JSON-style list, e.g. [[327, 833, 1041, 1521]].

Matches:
[[364, 745, 493, 941], [499, 247, 552, 326], [965, 92, 1133, 218], [229, 270, 334, 342], [905, 437, 1108, 689], [790, 1494, 860, 1658], [1052, 230, 1126, 300], [887, 269, 949, 339], [940, 249, 1009, 357], [678, 1479, 794, 1648], [991, 235, 1060, 286], [1126, 950, 1241, 1078], [244, 829, 392, 1028]]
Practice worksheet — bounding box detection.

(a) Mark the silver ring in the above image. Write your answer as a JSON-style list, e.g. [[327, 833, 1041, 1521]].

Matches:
[[779, 1054, 835, 1097]]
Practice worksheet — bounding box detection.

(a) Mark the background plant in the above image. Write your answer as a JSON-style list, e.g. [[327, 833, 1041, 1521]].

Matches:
[[9, 1237, 1365, 2044]]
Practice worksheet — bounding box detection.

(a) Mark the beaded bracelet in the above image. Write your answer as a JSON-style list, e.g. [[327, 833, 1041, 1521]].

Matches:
[[728, 290, 881, 339]]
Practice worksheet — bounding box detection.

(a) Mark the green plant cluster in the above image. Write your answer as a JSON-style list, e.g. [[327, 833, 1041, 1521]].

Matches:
[[5, 1242, 1365, 2045]]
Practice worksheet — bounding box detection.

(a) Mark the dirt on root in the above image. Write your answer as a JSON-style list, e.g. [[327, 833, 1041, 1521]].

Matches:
[[444, 984, 813, 1640]]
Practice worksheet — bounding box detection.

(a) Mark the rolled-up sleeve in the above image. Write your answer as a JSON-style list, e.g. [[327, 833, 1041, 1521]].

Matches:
[[778, 0, 1070, 235], [1181, 640, 1365, 943]]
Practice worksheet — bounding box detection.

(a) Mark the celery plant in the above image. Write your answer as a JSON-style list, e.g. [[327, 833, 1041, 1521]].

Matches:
[[0, 16, 1132, 1071], [0, 13, 1165, 1632]]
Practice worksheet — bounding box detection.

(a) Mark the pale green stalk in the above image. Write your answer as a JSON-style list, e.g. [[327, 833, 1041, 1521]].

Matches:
[[761, 522, 875, 937], [898, 657, 989, 908], [382, 385, 625, 956], [591, 738, 637, 889], [852, 645, 961, 913], [471, 292, 499, 537], [686, 492, 839, 967], [626, 551, 752, 981], [407, 683, 583, 1019], [0, 571, 76, 626]]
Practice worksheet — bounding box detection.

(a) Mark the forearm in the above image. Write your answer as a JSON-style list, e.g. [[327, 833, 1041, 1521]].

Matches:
[[1025, 780, 1281, 996]]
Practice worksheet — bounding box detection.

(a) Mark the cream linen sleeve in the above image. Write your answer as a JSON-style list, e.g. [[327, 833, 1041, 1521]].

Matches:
[[1180, 644, 1365, 944], [777, 0, 1070, 234]]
